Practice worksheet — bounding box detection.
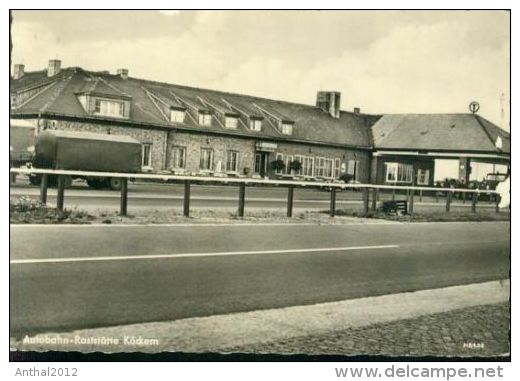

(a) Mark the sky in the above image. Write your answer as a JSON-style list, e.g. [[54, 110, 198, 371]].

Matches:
[[11, 10, 510, 131]]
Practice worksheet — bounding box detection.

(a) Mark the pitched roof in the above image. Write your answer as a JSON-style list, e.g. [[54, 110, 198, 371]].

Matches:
[[10, 67, 373, 149], [76, 76, 131, 99], [11, 67, 509, 155], [371, 113, 510, 154]]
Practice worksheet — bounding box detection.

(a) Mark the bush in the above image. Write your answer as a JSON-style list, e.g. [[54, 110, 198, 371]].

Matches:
[[10, 196, 47, 214], [10, 196, 93, 224]]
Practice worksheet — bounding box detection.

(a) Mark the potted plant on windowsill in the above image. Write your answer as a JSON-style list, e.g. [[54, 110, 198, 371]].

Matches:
[[270, 159, 286, 178], [288, 160, 302, 177]]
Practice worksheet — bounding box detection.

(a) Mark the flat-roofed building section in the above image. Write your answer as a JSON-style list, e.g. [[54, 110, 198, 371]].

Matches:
[[370, 114, 510, 186]]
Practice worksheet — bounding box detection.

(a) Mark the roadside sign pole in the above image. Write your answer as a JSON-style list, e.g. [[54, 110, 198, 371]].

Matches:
[[39, 174, 48, 204], [329, 188, 336, 217], [446, 191, 452, 212], [56, 175, 65, 211], [120, 178, 128, 216], [287, 186, 294, 217], [183, 180, 191, 217], [238, 183, 246, 217]]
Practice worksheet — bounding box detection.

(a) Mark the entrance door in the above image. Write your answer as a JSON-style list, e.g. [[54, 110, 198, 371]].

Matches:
[[255, 153, 269, 177]]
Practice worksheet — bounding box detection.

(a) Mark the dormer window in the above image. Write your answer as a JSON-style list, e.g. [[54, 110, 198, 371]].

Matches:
[[170, 109, 185, 123], [198, 112, 212, 126], [225, 116, 238, 129], [94, 98, 125, 118], [250, 119, 262, 131], [281, 122, 293, 135]]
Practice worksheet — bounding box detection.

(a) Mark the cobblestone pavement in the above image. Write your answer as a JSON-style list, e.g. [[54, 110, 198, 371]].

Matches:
[[225, 303, 510, 357]]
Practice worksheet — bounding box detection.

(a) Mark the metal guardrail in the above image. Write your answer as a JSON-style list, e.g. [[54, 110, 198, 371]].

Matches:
[[9, 167, 501, 217]]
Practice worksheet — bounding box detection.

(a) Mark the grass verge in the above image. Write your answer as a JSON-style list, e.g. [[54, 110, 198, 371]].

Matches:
[[10, 196, 510, 225]]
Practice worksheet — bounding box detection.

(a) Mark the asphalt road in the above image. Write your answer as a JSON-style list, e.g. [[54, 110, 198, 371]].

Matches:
[[10, 222, 509, 337], [10, 179, 498, 212]]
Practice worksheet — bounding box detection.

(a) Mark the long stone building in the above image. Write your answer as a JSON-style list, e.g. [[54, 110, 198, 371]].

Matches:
[[10, 60, 510, 187]]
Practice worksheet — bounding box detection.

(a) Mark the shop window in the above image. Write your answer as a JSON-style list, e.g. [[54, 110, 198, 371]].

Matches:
[[302, 156, 314, 177], [385, 162, 413, 183]]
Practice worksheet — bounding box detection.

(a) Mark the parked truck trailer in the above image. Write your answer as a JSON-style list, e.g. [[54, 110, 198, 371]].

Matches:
[[31, 130, 142, 190]]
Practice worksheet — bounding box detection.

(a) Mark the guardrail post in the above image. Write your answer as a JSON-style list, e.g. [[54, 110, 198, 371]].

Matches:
[[409, 188, 415, 215], [419, 189, 423, 202], [446, 191, 452, 212], [120, 178, 128, 216], [238, 183, 246, 217], [392, 188, 396, 201], [56, 175, 65, 211], [183, 180, 191, 217], [39, 174, 48, 204], [329, 188, 336, 217], [435, 191, 439, 203], [371, 188, 377, 211], [462, 192, 466, 204], [362, 188, 369, 214], [495, 195, 500, 213], [287, 186, 294, 217], [471, 191, 478, 213], [406, 188, 410, 203]]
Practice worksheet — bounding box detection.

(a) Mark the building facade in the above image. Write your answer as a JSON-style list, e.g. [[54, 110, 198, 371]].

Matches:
[[10, 60, 374, 183], [10, 60, 510, 186]]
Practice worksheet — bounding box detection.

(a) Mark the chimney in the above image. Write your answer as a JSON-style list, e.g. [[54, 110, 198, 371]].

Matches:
[[353, 107, 360, 114], [13, 64, 25, 79], [316, 91, 341, 118], [117, 68, 129, 80], [47, 59, 61, 77]]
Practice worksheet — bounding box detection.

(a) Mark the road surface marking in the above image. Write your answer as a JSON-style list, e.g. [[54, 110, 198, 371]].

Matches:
[[10, 244, 399, 264]]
